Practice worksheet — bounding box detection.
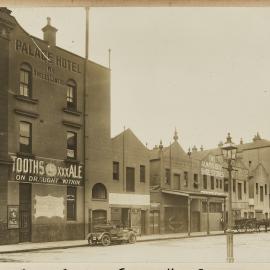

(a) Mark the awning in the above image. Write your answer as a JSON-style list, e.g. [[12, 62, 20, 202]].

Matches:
[[161, 190, 189, 197]]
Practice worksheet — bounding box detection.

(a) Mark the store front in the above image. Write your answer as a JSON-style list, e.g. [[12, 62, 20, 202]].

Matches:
[[8, 154, 84, 243], [109, 193, 150, 235]]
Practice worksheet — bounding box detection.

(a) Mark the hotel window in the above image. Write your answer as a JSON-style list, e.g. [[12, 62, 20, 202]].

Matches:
[[265, 184, 268, 195], [244, 181, 247, 193], [193, 174, 198, 189], [67, 186, 76, 220], [165, 169, 171, 185], [67, 131, 77, 159], [19, 63, 32, 97], [238, 183, 242, 200], [210, 176, 214, 190], [140, 165, 146, 182], [216, 179, 219, 189], [203, 175, 207, 189], [184, 171, 188, 187], [233, 179, 236, 192], [260, 186, 264, 202], [256, 183, 259, 195], [126, 167, 135, 192], [19, 121, 32, 153], [113, 162, 119, 180], [224, 178, 228, 192], [67, 80, 77, 110]]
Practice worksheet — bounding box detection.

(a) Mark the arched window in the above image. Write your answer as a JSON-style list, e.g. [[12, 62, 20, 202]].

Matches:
[[20, 63, 32, 97], [92, 183, 107, 200], [66, 80, 77, 110]]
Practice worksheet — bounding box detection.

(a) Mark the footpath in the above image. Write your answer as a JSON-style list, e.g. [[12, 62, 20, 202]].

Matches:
[[0, 230, 224, 254]]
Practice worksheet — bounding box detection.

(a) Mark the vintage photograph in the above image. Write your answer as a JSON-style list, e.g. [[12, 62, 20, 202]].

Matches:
[[0, 1, 270, 268]]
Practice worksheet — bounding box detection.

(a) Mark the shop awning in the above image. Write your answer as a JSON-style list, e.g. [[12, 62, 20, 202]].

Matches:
[[161, 190, 189, 197]]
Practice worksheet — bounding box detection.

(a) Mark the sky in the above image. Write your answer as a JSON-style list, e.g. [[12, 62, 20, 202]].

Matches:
[[8, 6, 270, 151]]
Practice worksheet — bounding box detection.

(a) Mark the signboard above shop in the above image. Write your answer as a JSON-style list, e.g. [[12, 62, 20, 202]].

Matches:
[[201, 155, 224, 178], [10, 155, 83, 186]]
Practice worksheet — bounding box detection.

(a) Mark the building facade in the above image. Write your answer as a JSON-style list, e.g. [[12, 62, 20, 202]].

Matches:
[[150, 132, 226, 235], [0, 7, 111, 244]]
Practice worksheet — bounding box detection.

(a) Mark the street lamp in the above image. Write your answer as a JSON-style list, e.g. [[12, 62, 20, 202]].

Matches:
[[221, 132, 237, 263]]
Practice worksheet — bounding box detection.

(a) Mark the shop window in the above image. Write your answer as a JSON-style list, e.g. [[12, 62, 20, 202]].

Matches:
[[193, 174, 198, 188], [67, 131, 77, 159], [244, 212, 247, 218], [238, 183, 242, 200], [260, 186, 264, 202], [210, 176, 214, 190], [209, 202, 222, 213], [19, 121, 32, 153], [92, 183, 107, 200], [184, 171, 188, 187], [67, 80, 77, 110], [202, 201, 207, 212], [140, 165, 146, 182], [126, 167, 135, 192], [203, 175, 207, 189], [113, 161, 119, 180], [233, 179, 236, 192], [19, 63, 32, 97], [165, 169, 171, 185], [67, 186, 76, 220], [224, 178, 228, 192]]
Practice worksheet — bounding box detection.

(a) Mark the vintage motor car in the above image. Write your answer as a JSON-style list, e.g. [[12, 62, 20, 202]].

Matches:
[[87, 223, 137, 246]]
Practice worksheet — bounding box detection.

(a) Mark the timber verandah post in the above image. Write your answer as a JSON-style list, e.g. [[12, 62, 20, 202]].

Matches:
[[187, 197, 191, 237], [207, 198, 210, 235]]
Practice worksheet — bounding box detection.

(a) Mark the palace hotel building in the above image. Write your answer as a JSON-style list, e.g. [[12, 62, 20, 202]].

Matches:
[[0, 7, 151, 245]]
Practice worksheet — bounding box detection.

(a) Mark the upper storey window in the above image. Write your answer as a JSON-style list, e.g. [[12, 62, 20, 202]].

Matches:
[[19, 63, 32, 98], [67, 80, 77, 110]]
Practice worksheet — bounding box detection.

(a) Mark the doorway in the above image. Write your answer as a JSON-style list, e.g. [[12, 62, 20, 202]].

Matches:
[[121, 208, 130, 227], [19, 183, 31, 242]]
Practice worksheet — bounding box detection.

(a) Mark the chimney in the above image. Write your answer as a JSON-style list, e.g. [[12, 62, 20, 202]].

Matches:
[[42, 17, 57, 46]]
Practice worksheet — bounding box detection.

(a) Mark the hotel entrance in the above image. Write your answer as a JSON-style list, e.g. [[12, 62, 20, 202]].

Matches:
[[19, 183, 31, 242]]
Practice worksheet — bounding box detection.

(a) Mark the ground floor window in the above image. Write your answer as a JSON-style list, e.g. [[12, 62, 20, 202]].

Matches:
[[209, 202, 222, 213], [67, 186, 76, 220]]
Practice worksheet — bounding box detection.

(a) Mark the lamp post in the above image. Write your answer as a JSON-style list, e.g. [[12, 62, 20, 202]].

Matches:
[[221, 133, 237, 263]]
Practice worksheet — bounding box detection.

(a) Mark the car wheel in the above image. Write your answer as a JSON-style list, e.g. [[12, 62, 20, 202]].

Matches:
[[101, 234, 111, 246], [88, 237, 94, 246], [128, 233, 136, 244]]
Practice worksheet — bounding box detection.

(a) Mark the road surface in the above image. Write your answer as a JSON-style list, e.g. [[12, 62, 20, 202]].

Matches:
[[1, 232, 270, 263]]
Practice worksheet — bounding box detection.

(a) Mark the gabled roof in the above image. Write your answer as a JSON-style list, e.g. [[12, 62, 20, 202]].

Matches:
[[250, 163, 269, 179], [190, 147, 222, 161], [111, 128, 148, 151], [163, 140, 188, 159], [149, 140, 189, 161], [238, 139, 270, 151]]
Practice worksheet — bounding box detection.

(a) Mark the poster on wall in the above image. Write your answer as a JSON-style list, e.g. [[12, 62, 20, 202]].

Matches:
[[7, 205, 19, 229]]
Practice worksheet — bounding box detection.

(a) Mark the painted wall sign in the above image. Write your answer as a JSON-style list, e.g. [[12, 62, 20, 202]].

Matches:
[[201, 155, 224, 178], [10, 155, 83, 186], [34, 195, 64, 218], [15, 39, 82, 74], [7, 205, 19, 229]]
